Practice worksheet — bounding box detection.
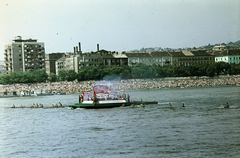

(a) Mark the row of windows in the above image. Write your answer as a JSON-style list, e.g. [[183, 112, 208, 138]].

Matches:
[[25, 63, 44, 66], [130, 57, 212, 63], [179, 61, 210, 66], [24, 45, 42, 48], [216, 57, 240, 61], [178, 57, 211, 61], [80, 63, 103, 67], [130, 59, 168, 62], [79, 59, 101, 62]]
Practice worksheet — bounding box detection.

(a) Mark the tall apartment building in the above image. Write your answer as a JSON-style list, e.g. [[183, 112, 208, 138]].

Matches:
[[45, 53, 65, 75], [4, 36, 45, 73]]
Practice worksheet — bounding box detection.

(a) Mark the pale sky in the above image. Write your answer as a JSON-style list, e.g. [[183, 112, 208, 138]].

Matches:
[[0, 0, 240, 60]]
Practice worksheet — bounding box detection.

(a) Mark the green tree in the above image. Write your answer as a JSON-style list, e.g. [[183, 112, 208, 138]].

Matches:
[[120, 66, 131, 79], [188, 65, 203, 76], [0, 73, 13, 84], [78, 67, 100, 81], [161, 65, 174, 77], [100, 67, 111, 79], [206, 64, 216, 77], [173, 66, 190, 77], [49, 73, 58, 82], [229, 63, 240, 75], [32, 69, 48, 82], [58, 70, 68, 81], [131, 63, 156, 79], [215, 62, 230, 75], [67, 70, 77, 81]]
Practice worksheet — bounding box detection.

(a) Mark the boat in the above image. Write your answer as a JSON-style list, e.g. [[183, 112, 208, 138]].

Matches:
[[68, 84, 157, 109], [70, 100, 129, 109], [68, 85, 128, 109], [33, 89, 54, 96], [54, 92, 66, 95], [35, 93, 54, 96]]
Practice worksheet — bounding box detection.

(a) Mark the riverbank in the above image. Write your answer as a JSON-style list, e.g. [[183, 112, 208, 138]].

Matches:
[[0, 75, 240, 96]]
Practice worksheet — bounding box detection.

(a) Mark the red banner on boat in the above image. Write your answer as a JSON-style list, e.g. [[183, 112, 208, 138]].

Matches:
[[93, 85, 111, 94]]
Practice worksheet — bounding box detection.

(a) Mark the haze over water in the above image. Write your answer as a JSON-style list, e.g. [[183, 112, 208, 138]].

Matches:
[[0, 86, 240, 157]]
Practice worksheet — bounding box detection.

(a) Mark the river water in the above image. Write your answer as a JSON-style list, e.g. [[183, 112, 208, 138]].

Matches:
[[0, 86, 240, 157]]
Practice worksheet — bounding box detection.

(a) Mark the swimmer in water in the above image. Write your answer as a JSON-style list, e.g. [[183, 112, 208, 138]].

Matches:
[[224, 103, 230, 108], [120, 104, 125, 107], [181, 103, 185, 108]]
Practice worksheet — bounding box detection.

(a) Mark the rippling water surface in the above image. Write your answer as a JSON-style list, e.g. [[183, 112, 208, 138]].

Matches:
[[0, 86, 240, 157]]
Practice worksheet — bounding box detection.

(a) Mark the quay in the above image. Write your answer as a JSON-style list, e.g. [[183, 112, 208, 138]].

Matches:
[[0, 75, 240, 97]]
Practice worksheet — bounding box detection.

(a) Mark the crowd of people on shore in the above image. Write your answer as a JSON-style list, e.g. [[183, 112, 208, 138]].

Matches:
[[117, 75, 240, 90], [0, 75, 240, 95]]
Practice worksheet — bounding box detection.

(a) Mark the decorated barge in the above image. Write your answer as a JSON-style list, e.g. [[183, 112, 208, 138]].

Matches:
[[68, 84, 157, 109]]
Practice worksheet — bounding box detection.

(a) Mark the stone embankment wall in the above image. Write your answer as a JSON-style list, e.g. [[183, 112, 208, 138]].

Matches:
[[0, 75, 240, 95]]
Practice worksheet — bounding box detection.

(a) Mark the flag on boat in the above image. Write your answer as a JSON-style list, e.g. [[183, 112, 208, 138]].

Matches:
[[93, 85, 111, 94]]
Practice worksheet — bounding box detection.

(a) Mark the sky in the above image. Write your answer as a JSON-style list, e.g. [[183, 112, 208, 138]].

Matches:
[[0, 0, 240, 60]]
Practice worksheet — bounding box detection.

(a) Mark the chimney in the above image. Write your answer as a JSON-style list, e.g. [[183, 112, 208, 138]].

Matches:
[[76, 46, 78, 54], [79, 42, 82, 54], [97, 44, 99, 52], [73, 47, 76, 54]]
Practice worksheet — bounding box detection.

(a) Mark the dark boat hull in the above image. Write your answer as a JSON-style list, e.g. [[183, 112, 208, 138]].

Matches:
[[68, 100, 157, 109]]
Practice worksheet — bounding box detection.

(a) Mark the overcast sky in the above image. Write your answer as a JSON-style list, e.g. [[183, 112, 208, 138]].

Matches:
[[0, 0, 239, 60]]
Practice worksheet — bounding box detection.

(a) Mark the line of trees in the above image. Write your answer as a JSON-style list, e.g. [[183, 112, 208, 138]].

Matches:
[[0, 62, 240, 85]]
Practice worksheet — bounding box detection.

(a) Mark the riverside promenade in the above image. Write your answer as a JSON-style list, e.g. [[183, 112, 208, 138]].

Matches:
[[0, 75, 240, 95]]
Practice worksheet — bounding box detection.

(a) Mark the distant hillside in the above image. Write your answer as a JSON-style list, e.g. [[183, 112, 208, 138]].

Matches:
[[129, 40, 240, 52], [234, 40, 240, 45]]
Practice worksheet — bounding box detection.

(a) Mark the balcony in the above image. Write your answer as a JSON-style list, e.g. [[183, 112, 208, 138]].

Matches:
[[26, 65, 34, 68], [39, 65, 44, 68], [38, 55, 43, 59]]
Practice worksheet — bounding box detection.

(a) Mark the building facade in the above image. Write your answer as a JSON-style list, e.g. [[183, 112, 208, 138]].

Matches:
[[125, 50, 214, 67], [45, 53, 65, 75], [126, 52, 172, 67], [212, 49, 240, 64], [170, 50, 215, 67], [4, 36, 45, 73], [55, 43, 129, 75], [55, 53, 73, 75]]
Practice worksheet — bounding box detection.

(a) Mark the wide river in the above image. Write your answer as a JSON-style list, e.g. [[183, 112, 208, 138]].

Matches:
[[0, 86, 240, 157]]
